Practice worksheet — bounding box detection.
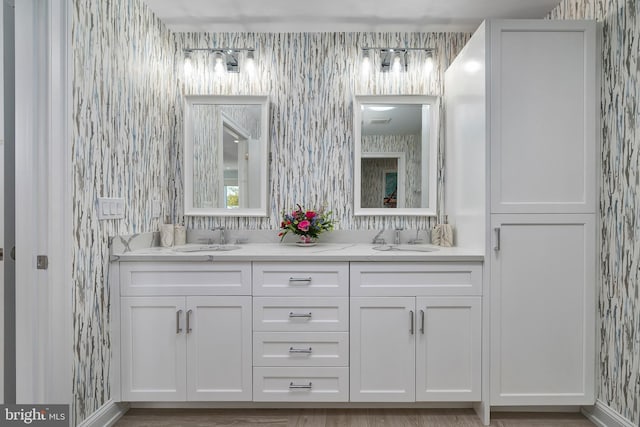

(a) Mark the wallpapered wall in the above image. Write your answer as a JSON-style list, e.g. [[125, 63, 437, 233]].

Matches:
[[548, 0, 640, 424], [72, 0, 179, 423], [176, 32, 470, 229], [71, 0, 470, 423]]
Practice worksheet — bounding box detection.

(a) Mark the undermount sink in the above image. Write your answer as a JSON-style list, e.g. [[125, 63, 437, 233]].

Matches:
[[372, 245, 438, 253], [173, 244, 241, 252]]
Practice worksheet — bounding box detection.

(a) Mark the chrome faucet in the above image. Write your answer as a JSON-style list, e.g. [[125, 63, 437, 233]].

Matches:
[[211, 226, 226, 245], [372, 229, 386, 245], [394, 227, 404, 245]]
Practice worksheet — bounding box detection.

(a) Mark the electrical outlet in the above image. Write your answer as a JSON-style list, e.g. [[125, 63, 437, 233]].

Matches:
[[98, 197, 125, 220]]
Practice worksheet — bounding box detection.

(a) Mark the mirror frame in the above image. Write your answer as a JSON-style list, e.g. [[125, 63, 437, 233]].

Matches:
[[354, 95, 439, 216], [184, 95, 269, 217]]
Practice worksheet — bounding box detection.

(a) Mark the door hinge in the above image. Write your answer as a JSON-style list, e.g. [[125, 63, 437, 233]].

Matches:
[[0, 248, 3, 261], [37, 255, 49, 270]]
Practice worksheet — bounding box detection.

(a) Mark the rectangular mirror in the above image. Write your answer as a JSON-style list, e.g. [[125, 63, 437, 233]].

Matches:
[[184, 95, 269, 216], [354, 95, 439, 216]]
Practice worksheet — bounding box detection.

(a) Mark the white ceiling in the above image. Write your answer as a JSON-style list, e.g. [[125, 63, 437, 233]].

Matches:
[[143, 0, 562, 33]]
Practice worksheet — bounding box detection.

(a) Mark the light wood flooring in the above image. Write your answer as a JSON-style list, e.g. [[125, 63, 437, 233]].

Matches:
[[114, 408, 595, 426]]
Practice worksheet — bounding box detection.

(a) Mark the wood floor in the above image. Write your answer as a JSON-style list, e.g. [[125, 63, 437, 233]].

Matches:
[[114, 408, 595, 427]]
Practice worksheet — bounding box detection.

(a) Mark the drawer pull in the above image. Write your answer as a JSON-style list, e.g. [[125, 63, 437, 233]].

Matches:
[[289, 277, 313, 284], [289, 312, 313, 319], [289, 382, 313, 390], [289, 347, 313, 354]]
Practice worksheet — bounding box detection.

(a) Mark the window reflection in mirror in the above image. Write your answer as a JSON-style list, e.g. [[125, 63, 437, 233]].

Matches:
[[354, 96, 438, 216], [185, 96, 269, 217]]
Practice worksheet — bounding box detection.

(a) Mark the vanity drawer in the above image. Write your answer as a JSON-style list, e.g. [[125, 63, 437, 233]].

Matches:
[[120, 262, 251, 296], [253, 367, 349, 402], [350, 262, 482, 296], [253, 332, 349, 367], [252, 262, 348, 296], [253, 297, 348, 332]]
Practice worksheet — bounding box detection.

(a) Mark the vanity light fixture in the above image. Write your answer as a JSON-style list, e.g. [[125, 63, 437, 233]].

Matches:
[[182, 47, 257, 73], [362, 47, 435, 73]]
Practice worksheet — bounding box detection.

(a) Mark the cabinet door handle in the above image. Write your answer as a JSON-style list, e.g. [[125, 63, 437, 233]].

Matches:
[[289, 277, 312, 284], [420, 309, 425, 334], [494, 227, 501, 251], [186, 309, 193, 334], [289, 312, 312, 319], [410, 310, 415, 335], [176, 310, 183, 334], [289, 382, 313, 390], [289, 347, 313, 354]]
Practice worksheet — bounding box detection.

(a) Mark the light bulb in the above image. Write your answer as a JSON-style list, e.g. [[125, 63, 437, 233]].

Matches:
[[214, 52, 225, 73], [362, 50, 371, 74], [245, 50, 256, 74], [392, 54, 402, 73], [424, 51, 434, 74], [184, 50, 193, 74]]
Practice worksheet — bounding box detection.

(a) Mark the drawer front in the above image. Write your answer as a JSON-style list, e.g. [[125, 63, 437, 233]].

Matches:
[[253, 332, 349, 367], [121, 262, 251, 296], [253, 297, 348, 332], [350, 262, 482, 296], [253, 367, 348, 402], [253, 262, 349, 296]]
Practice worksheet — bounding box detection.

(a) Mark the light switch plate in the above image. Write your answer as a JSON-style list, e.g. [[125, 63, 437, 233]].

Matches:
[[152, 199, 161, 218], [98, 197, 125, 220]]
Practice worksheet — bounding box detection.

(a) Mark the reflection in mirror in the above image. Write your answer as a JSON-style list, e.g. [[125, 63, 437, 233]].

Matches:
[[185, 96, 269, 216], [354, 95, 438, 216]]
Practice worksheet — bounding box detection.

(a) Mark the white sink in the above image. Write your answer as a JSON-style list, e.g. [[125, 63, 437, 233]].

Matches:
[[372, 245, 438, 252], [173, 244, 242, 252]]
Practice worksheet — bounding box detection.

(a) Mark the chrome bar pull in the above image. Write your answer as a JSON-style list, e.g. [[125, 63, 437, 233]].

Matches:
[[289, 347, 313, 354], [186, 309, 193, 333], [289, 382, 313, 390], [289, 277, 312, 284], [289, 312, 312, 319], [494, 227, 501, 251], [410, 310, 415, 335], [176, 310, 183, 334], [420, 309, 425, 334]]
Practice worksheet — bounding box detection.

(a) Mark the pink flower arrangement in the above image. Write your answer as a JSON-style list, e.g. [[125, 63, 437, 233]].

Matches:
[[278, 205, 335, 242]]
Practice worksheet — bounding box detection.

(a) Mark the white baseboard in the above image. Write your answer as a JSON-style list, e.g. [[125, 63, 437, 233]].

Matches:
[[582, 401, 635, 427], [77, 400, 130, 427]]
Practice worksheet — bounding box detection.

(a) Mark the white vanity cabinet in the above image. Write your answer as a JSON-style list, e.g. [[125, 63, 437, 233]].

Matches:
[[445, 19, 597, 410], [349, 263, 482, 402], [119, 262, 252, 402]]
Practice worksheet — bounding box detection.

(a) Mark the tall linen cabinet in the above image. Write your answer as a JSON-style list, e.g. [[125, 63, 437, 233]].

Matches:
[[444, 19, 597, 418]]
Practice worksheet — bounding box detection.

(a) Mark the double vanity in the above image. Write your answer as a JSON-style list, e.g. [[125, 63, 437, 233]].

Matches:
[[110, 243, 484, 409]]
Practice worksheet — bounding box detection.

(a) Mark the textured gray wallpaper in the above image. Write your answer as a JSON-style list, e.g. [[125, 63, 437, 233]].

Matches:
[[549, 1, 640, 424], [72, 0, 179, 423], [176, 32, 470, 230]]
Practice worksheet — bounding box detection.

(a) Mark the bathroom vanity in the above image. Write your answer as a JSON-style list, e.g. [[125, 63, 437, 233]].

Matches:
[[110, 244, 485, 411]]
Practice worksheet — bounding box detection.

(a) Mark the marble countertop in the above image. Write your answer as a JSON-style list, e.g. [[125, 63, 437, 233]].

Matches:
[[113, 243, 484, 262]]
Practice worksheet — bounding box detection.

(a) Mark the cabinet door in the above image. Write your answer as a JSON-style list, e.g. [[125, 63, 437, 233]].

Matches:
[[186, 296, 252, 400], [121, 297, 186, 401], [415, 297, 481, 401], [490, 21, 596, 214], [490, 214, 595, 405], [350, 297, 415, 402]]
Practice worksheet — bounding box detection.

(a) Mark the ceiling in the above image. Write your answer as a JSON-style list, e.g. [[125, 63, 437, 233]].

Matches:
[[143, 0, 562, 33]]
